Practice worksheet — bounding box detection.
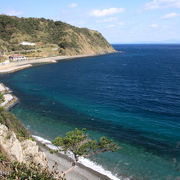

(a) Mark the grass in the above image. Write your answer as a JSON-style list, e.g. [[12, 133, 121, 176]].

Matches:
[[0, 150, 57, 180], [0, 110, 29, 141]]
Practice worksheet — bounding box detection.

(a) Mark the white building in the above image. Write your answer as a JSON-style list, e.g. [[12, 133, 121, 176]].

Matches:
[[20, 41, 36, 46], [9, 55, 27, 61]]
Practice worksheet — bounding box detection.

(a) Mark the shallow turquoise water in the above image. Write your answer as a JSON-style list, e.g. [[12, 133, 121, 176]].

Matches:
[[1, 45, 180, 179]]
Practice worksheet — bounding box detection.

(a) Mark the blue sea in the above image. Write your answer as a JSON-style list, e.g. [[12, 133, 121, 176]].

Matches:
[[1, 44, 180, 180]]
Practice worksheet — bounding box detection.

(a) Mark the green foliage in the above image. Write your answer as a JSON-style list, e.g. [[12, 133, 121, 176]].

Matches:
[[0, 93, 5, 103], [0, 15, 113, 54], [0, 39, 8, 53], [0, 110, 29, 141], [49, 149, 57, 154], [0, 106, 4, 112], [28, 136, 35, 141], [52, 128, 119, 162], [7, 162, 56, 180], [0, 152, 6, 161], [0, 150, 58, 180]]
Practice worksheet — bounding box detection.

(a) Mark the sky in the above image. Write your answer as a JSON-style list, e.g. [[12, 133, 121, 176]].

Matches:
[[0, 0, 180, 43]]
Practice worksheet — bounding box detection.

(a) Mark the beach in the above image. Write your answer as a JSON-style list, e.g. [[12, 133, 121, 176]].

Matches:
[[35, 136, 119, 180], [1, 44, 179, 179], [0, 54, 104, 73], [0, 84, 120, 180]]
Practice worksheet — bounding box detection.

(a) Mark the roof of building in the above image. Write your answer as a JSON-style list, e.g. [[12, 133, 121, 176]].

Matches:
[[9, 54, 26, 57]]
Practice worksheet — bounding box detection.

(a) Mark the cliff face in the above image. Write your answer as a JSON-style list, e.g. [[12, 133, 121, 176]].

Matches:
[[0, 110, 58, 179], [0, 111, 47, 168], [0, 124, 47, 168], [0, 15, 115, 56]]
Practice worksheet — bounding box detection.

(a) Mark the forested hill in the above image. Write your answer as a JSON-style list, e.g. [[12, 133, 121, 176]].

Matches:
[[0, 15, 115, 56]]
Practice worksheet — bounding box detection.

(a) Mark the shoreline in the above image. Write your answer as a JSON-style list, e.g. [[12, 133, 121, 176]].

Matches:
[[0, 83, 19, 110], [0, 83, 121, 180], [0, 52, 115, 74], [34, 135, 120, 180]]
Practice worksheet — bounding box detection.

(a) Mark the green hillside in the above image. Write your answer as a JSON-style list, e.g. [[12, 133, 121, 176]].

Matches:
[[0, 15, 115, 56]]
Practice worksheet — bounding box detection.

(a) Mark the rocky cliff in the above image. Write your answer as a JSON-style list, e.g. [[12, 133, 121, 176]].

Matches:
[[0, 123, 47, 168], [0, 110, 58, 179], [0, 15, 115, 56]]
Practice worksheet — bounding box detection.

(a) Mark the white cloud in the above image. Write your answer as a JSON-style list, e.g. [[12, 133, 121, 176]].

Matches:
[[145, 0, 180, 10], [5, 10, 23, 16], [162, 12, 179, 19], [102, 17, 118, 22], [68, 3, 78, 8], [90, 8, 125, 17], [96, 17, 120, 23], [106, 22, 125, 28], [149, 23, 159, 28]]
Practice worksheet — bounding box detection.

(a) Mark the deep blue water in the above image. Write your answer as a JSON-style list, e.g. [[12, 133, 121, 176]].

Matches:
[[1, 44, 180, 180]]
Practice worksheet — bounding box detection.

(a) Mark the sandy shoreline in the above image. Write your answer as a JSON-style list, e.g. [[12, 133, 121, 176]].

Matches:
[[0, 83, 118, 180], [0, 53, 121, 180], [0, 85, 120, 180], [0, 54, 105, 73], [37, 142, 112, 180], [34, 136, 119, 180]]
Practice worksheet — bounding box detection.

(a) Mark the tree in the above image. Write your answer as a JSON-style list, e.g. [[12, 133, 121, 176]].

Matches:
[[0, 93, 5, 104], [52, 128, 119, 177]]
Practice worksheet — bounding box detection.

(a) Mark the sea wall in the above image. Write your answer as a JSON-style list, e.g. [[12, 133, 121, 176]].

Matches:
[[0, 83, 18, 110]]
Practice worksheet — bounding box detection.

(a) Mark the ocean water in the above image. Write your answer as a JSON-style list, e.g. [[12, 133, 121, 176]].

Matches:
[[1, 44, 180, 180]]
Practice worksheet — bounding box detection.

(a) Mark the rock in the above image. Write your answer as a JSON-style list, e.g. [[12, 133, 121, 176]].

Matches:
[[0, 123, 47, 168], [21, 139, 47, 168], [0, 124, 24, 162]]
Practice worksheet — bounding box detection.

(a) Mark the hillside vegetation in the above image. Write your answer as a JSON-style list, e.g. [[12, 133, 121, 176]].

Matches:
[[0, 109, 29, 141], [0, 109, 55, 180], [0, 15, 115, 56]]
